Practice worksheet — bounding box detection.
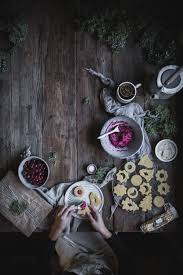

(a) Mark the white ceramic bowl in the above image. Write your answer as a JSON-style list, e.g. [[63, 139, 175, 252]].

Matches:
[[155, 139, 178, 162], [18, 156, 50, 189], [99, 116, 144, 159]]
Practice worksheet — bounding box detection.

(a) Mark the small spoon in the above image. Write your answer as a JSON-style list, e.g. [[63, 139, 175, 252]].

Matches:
[[97, 126, 120, 140]]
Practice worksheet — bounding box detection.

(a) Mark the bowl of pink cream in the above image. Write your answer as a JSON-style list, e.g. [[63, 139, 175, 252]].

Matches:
[[99, 116, 143, 159]]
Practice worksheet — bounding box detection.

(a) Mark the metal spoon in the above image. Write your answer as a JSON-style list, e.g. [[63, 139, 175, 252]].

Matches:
[[97, 126, 120, 140]]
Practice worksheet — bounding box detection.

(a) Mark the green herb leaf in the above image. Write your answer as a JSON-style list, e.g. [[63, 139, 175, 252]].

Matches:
[[0, 55, 8, 73], [76, 9, 176, 65], [144, 105, 176, 139], [95, 166, 111, 182], [9, 200, 28, 216], [83, 96, 91, 105]]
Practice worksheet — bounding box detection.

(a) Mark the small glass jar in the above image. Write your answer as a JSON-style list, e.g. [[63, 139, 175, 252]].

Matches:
[[87, 164, 97, 175]]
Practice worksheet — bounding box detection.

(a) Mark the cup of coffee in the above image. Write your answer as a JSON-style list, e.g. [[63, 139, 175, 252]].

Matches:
[[116, 81, 141, 104]]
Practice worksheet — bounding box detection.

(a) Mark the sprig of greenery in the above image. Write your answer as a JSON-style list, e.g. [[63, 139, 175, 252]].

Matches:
[[95, 166, 111, 182], [0, 16, 28, 50], [9, 200, 28, 216], [0, 54, 8, 73], [77, 10, 135, 51], [77, 9, 176, 65], [48, 151, 57, 165], [8, 19, 28, 47], [82, 96, 91, 105], [144, 105, 176, 139], [137, 28, 176, 65]]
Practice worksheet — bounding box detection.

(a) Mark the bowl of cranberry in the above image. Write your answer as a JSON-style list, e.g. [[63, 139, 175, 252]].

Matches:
[[18, 156, 50, 189]]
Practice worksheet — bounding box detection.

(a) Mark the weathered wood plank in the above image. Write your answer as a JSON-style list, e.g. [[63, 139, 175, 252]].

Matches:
[[42, 16, 77, 185], [0, 72, 11, 178], [76, 33, 115, 229], [10, 15, 44, 171], [96, 41, 115, 230]]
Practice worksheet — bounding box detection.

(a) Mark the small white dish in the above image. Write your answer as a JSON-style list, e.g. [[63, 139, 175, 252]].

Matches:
[[18, 156, 50, 189], [155, 139, 178, 162], [87, 164, 97, 174]]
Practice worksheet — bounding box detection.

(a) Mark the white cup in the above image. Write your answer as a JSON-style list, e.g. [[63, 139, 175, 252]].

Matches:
[[116, 81, 142, 104]]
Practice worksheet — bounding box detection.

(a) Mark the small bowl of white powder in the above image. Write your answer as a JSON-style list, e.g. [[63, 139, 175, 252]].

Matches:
[[155, 139, 178, 162]]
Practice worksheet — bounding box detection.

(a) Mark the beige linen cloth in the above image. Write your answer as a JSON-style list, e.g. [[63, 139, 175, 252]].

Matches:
[[54, 232, 118, 275]]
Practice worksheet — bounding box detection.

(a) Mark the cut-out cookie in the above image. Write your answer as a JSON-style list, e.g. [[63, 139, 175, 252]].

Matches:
[[139, 182, 152, 196], [158, 182, 170, 195], [127, 187, 138, 199], [116, 170, 129, 183], [139, 169, 154, 182], [138, 155, 153, 169], [153, 196, 165, 208], [121, 197, 139, 211], [131, 175, 142, 186], [113, 184, 127, 197], [89, 192, 101, 207], [139, 194, 152, 212], [78, 205, 91, 216], [124, 162, 136, 173], [155, 169, 168, 183], [73, 186, 85, 197]]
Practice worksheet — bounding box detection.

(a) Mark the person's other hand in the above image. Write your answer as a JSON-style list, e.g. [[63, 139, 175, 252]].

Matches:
[[49, 205, 75, 241], [87, 206, 112, 239]]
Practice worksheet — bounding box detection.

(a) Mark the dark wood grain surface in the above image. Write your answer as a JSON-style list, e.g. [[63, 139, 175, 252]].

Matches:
[[0, 1, 178, 232]]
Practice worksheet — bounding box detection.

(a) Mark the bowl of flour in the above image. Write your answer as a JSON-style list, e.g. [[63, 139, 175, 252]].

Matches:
[[155, 139, 178, 162]]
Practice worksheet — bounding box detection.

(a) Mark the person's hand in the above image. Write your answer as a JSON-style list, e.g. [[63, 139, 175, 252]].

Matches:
[[49, 205, 75, 241], [87, 206, 112, 239]]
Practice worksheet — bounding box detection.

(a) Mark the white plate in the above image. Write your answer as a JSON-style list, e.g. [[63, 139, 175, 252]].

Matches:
[[64, 181, 104, 219]]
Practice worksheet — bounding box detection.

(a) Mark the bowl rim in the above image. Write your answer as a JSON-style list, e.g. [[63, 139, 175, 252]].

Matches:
[[100, 116, 144, 159], [155, 139, 178, 162], [18, 155, 50, 189]]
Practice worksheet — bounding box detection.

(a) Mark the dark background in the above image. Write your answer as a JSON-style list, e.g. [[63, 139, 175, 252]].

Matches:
[[0, 0, 183, 274]]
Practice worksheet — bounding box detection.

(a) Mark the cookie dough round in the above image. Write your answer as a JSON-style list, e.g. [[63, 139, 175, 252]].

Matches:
[[127, 187, 138, 199], [113, 184, 127, 197], [124, 162, 136, 173], [78, 205, 91, 216], [116, 170, 129, 183], [73, 186, 84, 197], [131, 175, 142, 186], [158, 182, 170, 195], [155, 169, 168, 183], [89, 192, 101, 207], [139, 182, 152, 196], [153, 196, 165, 208]]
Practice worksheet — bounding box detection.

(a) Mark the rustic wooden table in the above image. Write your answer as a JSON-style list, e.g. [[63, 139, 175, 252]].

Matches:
[[0, 1, 179, 232]]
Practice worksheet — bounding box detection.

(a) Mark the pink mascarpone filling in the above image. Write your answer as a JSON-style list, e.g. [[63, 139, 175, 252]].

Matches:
[[109, 122, 133, 148]]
